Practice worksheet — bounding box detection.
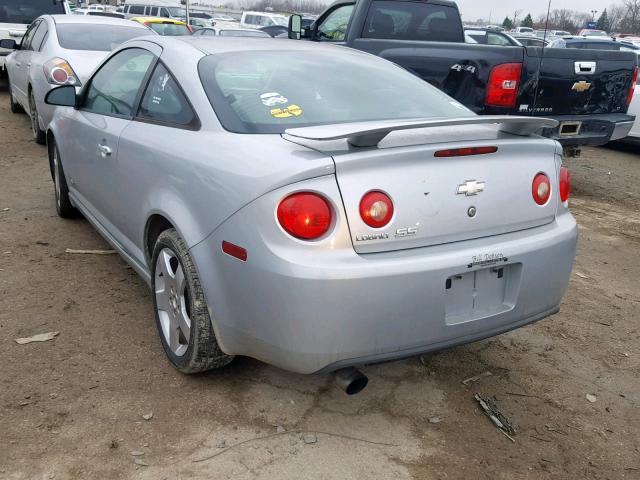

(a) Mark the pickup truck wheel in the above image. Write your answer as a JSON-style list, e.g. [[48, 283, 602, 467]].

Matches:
[[29, 90, 46, 145], [51, 139, 78, 219], [7, 77, 24, 114], [151, 229, 233, 374]]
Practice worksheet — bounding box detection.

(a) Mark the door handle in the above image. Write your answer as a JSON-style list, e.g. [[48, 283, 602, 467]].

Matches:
[[98, 144, 112, 157]]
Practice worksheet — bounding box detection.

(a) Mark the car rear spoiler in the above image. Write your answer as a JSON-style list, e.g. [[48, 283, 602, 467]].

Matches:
[[284, 116, 559, 147]]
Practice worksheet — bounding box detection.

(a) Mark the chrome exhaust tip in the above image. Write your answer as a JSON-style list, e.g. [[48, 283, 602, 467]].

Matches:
[[334, 367, 368, 395]]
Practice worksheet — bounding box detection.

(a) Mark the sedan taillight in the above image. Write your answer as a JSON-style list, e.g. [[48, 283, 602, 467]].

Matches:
[[559, 166, 571, 202], [359, 191, 394, 228], [277, 192, 332, 240], [43, 58, 81, 86], [532, 173, 551, 205]]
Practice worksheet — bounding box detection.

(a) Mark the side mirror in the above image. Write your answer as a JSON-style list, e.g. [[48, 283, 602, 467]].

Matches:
[[288, 14, 301, 40], [0, 39, 17, 50], [45, 85, 77, 107]]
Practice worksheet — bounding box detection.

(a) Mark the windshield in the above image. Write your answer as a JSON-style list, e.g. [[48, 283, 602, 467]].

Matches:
[[219, 29, 270, 37], [0, 0, 66, 24], [272, 16, 287, 26], [56, 24, 148, 51], [519, 27, 533, 32], [166, 7, 186, 17], [148, 22, 190, 36], [199, 50, 471, 134]]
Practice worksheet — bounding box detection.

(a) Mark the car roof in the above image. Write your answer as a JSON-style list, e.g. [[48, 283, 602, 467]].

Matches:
[[130, 17, 186, 24], [49, 14, 149, 27], [139, 35, 368, 57]]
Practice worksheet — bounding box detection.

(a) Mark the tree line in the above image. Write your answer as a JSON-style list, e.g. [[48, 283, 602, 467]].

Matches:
[[500, 1, 640, 34]]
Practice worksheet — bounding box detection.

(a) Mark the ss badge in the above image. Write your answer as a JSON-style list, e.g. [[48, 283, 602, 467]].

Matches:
[[395, 227, 418, 238]]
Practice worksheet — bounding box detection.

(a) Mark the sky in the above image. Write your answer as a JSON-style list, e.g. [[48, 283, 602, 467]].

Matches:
[[455, 0, 611, 23]]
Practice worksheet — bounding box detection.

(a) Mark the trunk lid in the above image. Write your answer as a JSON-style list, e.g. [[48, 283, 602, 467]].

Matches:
[[285, 121, 559, 254], [520, 47, 636, 116], [63, 49, 109, 83]]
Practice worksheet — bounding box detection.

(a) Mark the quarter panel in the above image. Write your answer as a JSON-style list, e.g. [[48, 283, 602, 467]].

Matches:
[[114, 121, 334, 265]]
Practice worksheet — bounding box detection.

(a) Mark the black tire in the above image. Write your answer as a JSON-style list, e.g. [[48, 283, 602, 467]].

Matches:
[[50, 139, 78, 218], [7, 76, 24, 114], [29, 89, 46, 145], [151, 228, 233, 374]]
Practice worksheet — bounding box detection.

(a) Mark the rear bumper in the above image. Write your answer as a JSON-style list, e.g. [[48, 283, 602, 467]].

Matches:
[[191, 208, 578, 374], [539, 113, 635, 147]]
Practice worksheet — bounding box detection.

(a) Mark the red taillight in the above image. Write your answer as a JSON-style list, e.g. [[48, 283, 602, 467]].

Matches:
[[277, 192, 332, 240], [559, 166, 571, 202], [359, 191, 394, 228], [627, 66, 638, 108], [51, 67, 69, 84], [532, 173, 551, 205], [187, 25, 194, 33], [485, 63, 522, 108], [43, 58, 80, 86], [434, 146, 498, 157], [222, 241, 247, 261]]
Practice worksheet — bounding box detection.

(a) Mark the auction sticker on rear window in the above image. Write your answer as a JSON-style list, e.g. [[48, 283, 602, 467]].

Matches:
[[270, 104, 303, 118], [260, 92, 288, 107]]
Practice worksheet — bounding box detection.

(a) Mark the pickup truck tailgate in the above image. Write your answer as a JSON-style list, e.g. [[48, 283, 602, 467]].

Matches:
[[520, 47, 637, 116]]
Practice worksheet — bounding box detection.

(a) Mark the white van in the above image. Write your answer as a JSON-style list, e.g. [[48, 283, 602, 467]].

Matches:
[[123, 2, 185, 20], [240, 11, 288, 29], [0, 0, 70, 76]]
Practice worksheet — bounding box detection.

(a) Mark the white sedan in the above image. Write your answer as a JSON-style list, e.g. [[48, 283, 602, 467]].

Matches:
[[1, 15, 151, 143]]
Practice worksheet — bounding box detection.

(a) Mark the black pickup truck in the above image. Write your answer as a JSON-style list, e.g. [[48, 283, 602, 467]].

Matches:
[[288, 0, 638, 151]]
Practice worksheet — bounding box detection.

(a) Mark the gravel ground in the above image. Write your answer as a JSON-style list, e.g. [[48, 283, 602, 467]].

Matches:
[[0, 86, 639, 480]]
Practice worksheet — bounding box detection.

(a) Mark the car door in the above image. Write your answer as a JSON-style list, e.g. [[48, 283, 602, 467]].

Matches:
[[11, 20, 41, 105], [62, 47, 157, 241], [113, 61, 199, 265]]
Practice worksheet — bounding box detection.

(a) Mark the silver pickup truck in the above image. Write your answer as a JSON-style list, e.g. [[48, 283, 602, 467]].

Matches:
[[0, 0, 70, 76]]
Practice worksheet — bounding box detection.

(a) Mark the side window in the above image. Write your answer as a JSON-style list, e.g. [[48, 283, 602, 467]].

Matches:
[[83, 48, 155, 117], [149, 7, 158, 16], [467, 32, 486, 44], [159, 8, 169, 17], [129, 5, 145, 15], [138, 63, 197, 127], [487, 32, 512, 46], [316, 4, 354, 41], [21, 21, 40, 50], [30, 21, 48, 52]]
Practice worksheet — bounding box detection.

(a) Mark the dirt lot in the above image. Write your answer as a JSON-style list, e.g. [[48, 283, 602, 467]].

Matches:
[[0, 86, 639, 480]]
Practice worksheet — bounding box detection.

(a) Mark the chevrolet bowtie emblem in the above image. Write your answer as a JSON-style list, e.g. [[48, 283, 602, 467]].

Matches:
[[572, 81, 592, 92], [456, 180, 485, 196]]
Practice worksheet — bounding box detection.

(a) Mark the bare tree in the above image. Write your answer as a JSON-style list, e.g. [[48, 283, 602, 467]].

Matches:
[[608, 4, 626, 31], [621, 0, 640, 34], [512, 9, 523, 27]]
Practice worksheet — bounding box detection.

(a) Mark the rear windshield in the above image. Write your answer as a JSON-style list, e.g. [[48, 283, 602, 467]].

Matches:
[[362, 0, 463, 42], [148, 22, 190, 36], [56, 24, 148, 51], [0, 0, 65, 24], [198, 50, 470, 134], [219, 29, 270, 37]]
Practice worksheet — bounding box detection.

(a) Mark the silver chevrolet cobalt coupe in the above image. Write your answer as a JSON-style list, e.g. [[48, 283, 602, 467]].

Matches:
[[45, 37, 577, 391]]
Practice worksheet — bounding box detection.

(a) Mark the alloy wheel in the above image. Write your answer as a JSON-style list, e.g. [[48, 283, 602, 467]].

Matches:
[[155, 248, 191, 357]]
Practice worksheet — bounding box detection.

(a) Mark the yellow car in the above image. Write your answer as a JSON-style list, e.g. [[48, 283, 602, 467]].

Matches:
[[129, 17, 193, 36]]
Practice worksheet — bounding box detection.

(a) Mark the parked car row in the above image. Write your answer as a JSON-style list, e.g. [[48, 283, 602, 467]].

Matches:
[[0, 0, 636, 390], [288, 0, 638, 152], [8, 32, 577, 389]]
